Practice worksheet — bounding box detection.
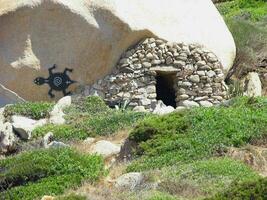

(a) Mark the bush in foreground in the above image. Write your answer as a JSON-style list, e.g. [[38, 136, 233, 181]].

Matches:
[[4, 102, 54, 120], [207, 177, 267, 200], [127, 97, 267, 171], [0, 148, 104, 200]]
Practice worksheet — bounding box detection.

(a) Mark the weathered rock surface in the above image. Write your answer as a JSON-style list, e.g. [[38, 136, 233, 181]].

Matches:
[[0, 84, 25, 107], [0, 122, 16, 154], [243, 72, 262, 97], [91, 140, 121, 158], [0, 0, 235, 103], [115, 172, 144, 191], [228, 145, 267, 176], [49, 96, 71, 125], [153, 101, 175, 115], [11, 116, 47, 140]]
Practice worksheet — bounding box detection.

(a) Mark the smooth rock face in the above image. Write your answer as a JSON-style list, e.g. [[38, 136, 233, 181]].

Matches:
[[91, 140, 121, 158], [0, 0, 235, 103], [243, 72, 262, 97], [115, 172, 144, 191]]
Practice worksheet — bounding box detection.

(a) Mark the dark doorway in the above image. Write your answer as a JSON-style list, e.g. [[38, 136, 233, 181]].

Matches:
[[156, 73, 176, 107]]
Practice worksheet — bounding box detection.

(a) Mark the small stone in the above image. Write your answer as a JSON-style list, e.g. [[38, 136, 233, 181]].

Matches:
[[146, 53, 154, 59], [166, 56, 173, 65], [196, 60, 206, 67], [142, 62, 152, 68], [199, 101, 213, 107], [181, 100, 199, 108], [188, 75, 200, 83], [197, 71, 206, 76], [91, 140, 121, 158], [84, 137, 96, 145], [177, 94, 189, 100], [174, 60, 186, 68], [206, 70, 216, 78], [115, 173, 144, 191]]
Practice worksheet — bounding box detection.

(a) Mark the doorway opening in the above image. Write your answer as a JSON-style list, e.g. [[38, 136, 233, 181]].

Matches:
[[156, 73, 176, 108]]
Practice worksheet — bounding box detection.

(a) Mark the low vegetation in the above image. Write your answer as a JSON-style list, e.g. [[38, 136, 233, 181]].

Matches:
[[32, 96, 148, 141], [151, 158, 259, 199], [217, 0, 267, 21], [127, 97, 267, 171], [0, 148, 104, 200], [207, 177, 267, 200], [3, 102, 54, 120]]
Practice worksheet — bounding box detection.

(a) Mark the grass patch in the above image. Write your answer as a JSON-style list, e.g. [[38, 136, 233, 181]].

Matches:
[[217, 0, 267, 21], [4, 102, 54, 120], [127, 97, 267, 171], [153, 158, 259, 199], [0, 148, 104, 200], [146, 192, 177, 200], [207, 177, 267, 200], [32, 96, 148, 141]]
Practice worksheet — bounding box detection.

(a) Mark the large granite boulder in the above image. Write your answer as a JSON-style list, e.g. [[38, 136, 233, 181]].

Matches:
[[0, 0, 236, 103]]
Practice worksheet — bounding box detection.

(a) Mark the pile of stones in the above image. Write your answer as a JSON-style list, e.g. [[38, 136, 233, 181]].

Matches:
[[84, 38, 228, 111]]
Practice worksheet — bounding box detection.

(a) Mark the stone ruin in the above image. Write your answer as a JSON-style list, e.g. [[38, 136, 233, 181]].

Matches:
[[84, 38, 228, 111]]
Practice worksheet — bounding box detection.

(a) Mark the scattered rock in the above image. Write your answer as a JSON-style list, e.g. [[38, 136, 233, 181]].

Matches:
[[11, 116, 47, 140], [48, 141, 68, 148], [115, 172, 144, 191], [153, 101, 175, 115], [49, 96, 72, 125], [41, 196, 55, 200], [91, 140, 121, 158], [243, 72, 262, 97], [0, 122, 16, 154], [181, 100, 199, 108], [199, 101, 213, 107]]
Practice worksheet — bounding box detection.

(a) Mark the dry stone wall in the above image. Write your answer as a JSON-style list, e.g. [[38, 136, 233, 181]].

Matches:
[[84, 38, 228, 111]]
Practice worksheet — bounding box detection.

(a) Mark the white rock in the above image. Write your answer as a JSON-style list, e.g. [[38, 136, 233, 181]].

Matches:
[[199, 101, 213, 107], [49, 96, 72, 125], [0, 122, 16, 154], [153, 101, 175, 115], [11, 116, 47, 140], [181, 100, 200, 108], [243, 72, 262, 97], [0, 0, 235, 103], [115, 172, 144, 191], [91, 140, 121, 158], [48, 141, 68, 148], [133, 106, 147, 113]]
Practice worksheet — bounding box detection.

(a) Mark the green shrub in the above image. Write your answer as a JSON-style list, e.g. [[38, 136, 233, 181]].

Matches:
[[32, 124, 89, 141], [127, 97, 267, 171], [4, 102, 54, 120], [154, 158, 259, 198], [217, 0, 267, 21], [207, 177, 267, 200], [0, 148, 104, 200]]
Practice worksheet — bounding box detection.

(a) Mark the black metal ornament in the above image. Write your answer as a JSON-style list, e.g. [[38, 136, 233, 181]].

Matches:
[[34, 64, 77, 98]]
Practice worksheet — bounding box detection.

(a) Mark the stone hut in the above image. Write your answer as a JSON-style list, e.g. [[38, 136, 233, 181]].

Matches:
[[84, 38, 228, 111]]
